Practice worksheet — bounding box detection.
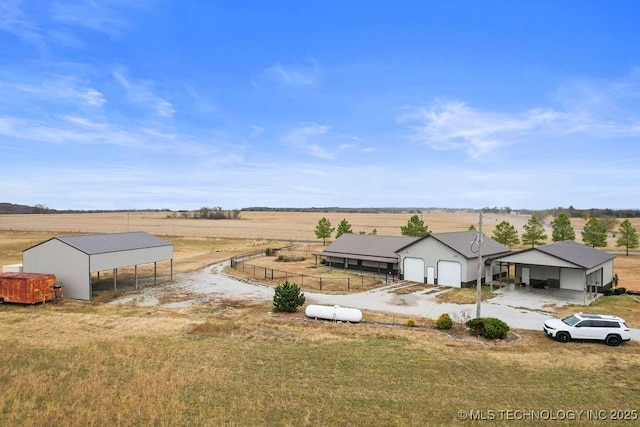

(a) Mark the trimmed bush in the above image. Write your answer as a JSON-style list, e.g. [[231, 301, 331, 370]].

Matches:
[[613, 287, 627, 295], [435, 313, 453, 330], [603, 289, 613, 296], [466, 317, 510, 340], [406, 318, 416, 327], [273, 281, 305, 312]]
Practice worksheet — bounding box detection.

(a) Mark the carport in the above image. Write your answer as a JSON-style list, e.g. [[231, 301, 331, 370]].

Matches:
[[491, 241, 615, 304], [23, 231, 174, 300]]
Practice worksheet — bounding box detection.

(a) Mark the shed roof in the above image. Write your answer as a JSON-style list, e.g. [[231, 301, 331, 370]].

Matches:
[[396, 231, 511, 259], [491, 241, 615, 269], [535, 240, 615, 269], [36, 232, 172, 255], [317, 234, 419, 263]]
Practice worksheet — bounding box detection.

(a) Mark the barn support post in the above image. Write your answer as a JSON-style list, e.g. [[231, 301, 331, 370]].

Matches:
[[489, 261, 493, 292], [135, 265, 138, 290]]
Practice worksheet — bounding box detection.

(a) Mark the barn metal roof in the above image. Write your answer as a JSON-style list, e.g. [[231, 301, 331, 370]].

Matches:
[[535, 240, 615, 269], [490, 240, 615, 269], [316, 234, 420, 263], [396, 230, 511, 259], [54, 231, 172, 255]]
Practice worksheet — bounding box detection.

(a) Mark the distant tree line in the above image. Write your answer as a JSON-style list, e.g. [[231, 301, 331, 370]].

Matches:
[[186, 206, 241, 220]]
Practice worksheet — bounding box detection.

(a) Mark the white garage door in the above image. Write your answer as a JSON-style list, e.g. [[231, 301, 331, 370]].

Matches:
[[438, 261, 461, 287], [560, 268, 585, 291], [403, 258, 424, 283]]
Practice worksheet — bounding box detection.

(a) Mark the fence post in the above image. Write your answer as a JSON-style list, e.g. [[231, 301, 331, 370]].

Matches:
[[348, 278, 350, 291], [320, 277, 322, 290]]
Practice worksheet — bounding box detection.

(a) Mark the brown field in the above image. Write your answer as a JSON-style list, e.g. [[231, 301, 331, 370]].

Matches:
[[2, 212, 640, 425], [1, 211, 639, 290]]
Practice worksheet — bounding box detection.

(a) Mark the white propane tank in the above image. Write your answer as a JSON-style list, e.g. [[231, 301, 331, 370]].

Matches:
[[305, 304, 362, 323]]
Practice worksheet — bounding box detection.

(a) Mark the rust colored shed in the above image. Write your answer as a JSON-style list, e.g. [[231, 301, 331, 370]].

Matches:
[[0, 273, 57, 304]]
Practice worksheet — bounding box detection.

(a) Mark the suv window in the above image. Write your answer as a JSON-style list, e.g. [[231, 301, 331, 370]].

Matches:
[[563, 315, 581, 326], [602, 321, 620, 328]]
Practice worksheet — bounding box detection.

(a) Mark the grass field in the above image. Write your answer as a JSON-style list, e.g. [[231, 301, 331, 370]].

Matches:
[[1, 296, 639, 426], [2, 213, 640, 426]]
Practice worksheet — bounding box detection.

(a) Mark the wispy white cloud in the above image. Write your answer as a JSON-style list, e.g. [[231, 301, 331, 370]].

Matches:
[[6, 77, 106, 107], [260, 59, 319, 88], [399, 72, 640, 160], [50, 0, 147, 38], [283, 123, 333, 159], [0, 0, 43, 46], [282, 123, 362, 160], [397, 100, 560, 159], [554, 70, 640, 137], [113, 67, 176, 117]]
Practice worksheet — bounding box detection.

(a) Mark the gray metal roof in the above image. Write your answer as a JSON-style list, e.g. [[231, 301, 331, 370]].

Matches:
[[536, 240, 615, 269], [397, 230, 511, 259], [317, 234, 420, 263], [55, 231, 172, 255]]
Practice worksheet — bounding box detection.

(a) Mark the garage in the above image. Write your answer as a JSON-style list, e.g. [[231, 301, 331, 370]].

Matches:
[[403, 257, 424, 283], [560, 268, 585, 291], [438, 260, 461, 287]]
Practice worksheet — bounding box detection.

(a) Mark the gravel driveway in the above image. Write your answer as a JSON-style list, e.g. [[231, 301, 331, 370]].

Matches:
[[112, 261, 640, 340]]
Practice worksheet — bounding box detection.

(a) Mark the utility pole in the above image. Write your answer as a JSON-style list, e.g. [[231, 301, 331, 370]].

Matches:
[[476, 212, 483, 318]]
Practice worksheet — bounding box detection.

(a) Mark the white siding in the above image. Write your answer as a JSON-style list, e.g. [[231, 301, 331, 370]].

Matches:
[[498, 251, 577, 268], [398, 237, 472, 285], [560, 268, 585, 291], [23, 239, 91, 300], [90, 246, 174, 271]]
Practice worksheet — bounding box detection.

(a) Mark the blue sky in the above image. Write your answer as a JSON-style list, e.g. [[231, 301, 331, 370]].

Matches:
[[1, 1, 640, 210]]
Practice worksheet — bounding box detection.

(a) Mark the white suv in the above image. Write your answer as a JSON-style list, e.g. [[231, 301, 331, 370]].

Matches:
[[543, 313, 631, 346]]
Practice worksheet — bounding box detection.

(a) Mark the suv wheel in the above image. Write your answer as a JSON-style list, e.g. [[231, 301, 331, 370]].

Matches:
[[556, 332, 570, 343], [605, 335, 621, 347]]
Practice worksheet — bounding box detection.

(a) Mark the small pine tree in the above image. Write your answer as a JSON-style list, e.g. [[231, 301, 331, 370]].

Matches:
[[492, 221, 520, 247], [335, 219, 353, 238], [273, 281, 306, 313], [615, 219, 639, 256], [551, 213, 576, 242], [401, 215, 431, 237], [582, 218, 607, 248], [314, 217, 334, 245], [522, 216, 547, 248]]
